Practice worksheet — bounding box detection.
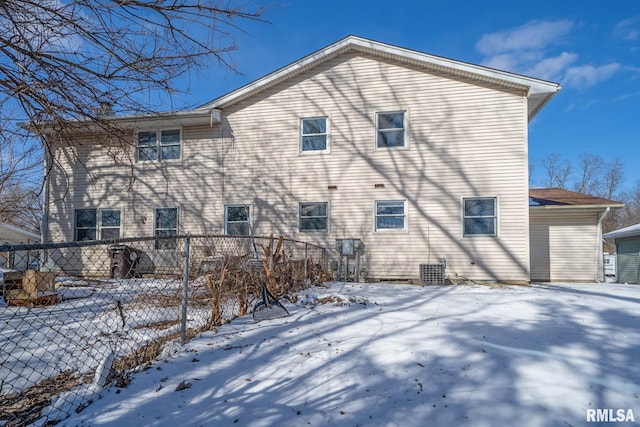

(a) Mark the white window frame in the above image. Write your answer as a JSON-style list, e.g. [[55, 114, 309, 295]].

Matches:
[[374, 200, 407, 232], [299, 202, 329, 232], [154, 207, 179, 249], [224, 204, 252, 236], [74, 208, 122, 241], [99, 209, 123, 240], [300, 116, 329, 154], [462, 197, 498, 237], [136, 128, 182, 162], [375, 111, 407, 150]]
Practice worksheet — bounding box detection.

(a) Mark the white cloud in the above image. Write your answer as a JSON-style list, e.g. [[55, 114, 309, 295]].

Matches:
[[481, 53, 519, 71], [615, 17, 640, 41], [564, 63, 621, 88], [476, 20, 573, 56], [525, 52, 578, 81], [476, 20, 622, 89]]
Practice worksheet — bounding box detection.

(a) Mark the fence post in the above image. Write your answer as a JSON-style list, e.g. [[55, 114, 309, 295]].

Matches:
[[304, 243, 308, 282], [181, 234, 191, 344]]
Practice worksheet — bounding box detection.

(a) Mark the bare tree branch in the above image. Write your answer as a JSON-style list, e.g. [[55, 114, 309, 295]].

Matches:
[[540, 153, 572, 188], [602, 159, 624, 201], [573, 153, 604, 196], [0, 0, 266, 222]]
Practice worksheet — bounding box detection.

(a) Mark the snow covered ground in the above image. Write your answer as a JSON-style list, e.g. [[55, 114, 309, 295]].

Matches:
[[56, 282, 640, 426], [1, 277, 211, 396]]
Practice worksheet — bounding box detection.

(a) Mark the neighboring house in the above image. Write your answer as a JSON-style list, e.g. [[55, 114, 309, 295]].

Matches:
[[42, 35, 565, 283], [529, 188, 624, 282], [603, 223, 640, 284], [0, 223, 41, 270]]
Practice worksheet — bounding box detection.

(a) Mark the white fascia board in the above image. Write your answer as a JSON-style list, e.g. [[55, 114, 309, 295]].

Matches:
[[113, 109, 221, 129], [530, 204, 625, 212], [349, 37, 559, 94], [198, 35, 561, 117], [196, 38, 356, 110], [21, 109, 221, 135]]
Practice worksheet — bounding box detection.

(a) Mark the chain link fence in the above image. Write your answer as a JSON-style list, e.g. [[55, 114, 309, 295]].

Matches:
[[0, 234, 328, 426]]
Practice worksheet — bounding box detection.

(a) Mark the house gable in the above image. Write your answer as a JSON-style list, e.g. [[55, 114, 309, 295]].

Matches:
[[197, 35, 560, 121]]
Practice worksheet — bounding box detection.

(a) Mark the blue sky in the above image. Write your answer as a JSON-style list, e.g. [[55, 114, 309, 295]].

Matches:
[[176, 0, 640, 192]]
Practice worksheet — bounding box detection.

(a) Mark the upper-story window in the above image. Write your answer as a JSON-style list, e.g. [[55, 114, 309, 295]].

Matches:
[[300, 117, 328, 153], [376, 111, 406, 149], [137, 129, 181, 162], [463, 197, 498, 237], [75, 208, 122, 241]]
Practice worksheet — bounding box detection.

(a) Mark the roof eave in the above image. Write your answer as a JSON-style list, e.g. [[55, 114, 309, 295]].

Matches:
[[112, 109, 222, 129], [603, 224, 640, 240], [21, 109, 222, 135], [530, 203, 625, 211], [199, 35, 561, 114], [0, 223, 41, 240], [527, 90, 561, 121]]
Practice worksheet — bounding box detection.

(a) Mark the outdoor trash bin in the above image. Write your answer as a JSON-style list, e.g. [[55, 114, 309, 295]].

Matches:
[[108, 245, 140, 279]]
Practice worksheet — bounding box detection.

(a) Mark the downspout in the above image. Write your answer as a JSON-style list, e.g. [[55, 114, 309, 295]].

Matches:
[[595, 207, 610, 283]]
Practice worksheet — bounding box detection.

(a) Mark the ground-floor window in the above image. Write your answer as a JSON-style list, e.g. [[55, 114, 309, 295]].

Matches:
[[299, 202, 328, 232], [225, 205, 251, 236], [74, 208, 122, 241], [463, 197, 497, 236], [375, 200, 406, 231], [155, 207, 178, 249]]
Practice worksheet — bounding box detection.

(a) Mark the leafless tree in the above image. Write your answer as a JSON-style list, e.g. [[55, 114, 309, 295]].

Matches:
[[0, 108, 42, 230], [1, 1, 265, 122], [536, 152, 628, 233], [573, 153, 604, 195], [602, 159, 624, 201], [572, 154, 625, 201], [540, 153, 572, 188], [0, 0, 266, 217], [620, 180, 640, 227]]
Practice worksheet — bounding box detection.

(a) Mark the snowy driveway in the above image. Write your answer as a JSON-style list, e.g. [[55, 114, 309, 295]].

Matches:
[[62, 282, 640, 427]]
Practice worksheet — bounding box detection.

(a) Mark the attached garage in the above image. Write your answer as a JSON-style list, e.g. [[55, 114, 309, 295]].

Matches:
[[529, 188, 624, 282], [603, 223, 640, 284]]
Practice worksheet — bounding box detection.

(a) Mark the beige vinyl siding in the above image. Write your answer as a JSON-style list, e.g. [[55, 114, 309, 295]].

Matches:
[[49, 52, 530, 282], [529, 209, 599, 282], [217, 54, 530, 282]]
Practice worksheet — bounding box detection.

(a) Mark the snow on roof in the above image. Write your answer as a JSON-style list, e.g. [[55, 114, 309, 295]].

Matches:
[[603, 223, 640, 240], [0, 223, 40, 241]]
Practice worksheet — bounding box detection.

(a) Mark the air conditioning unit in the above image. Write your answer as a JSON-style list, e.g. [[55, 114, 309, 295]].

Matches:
[[420, 263, 445, 285]]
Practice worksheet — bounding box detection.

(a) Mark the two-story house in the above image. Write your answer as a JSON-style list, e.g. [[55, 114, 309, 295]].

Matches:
[[43, 35, 575, 283]]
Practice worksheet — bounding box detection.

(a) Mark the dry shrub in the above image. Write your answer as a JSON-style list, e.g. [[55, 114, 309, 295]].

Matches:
[[0, 370, 84, 426]]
